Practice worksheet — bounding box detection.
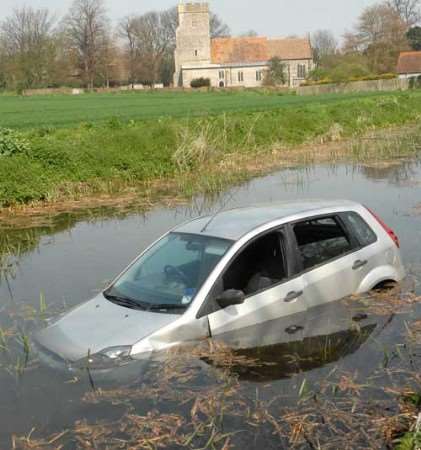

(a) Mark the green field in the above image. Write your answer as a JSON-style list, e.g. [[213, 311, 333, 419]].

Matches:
[[0, 89, 415, 129]]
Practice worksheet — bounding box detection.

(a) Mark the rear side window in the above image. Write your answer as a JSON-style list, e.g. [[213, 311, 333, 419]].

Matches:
[[342, 211, 377, 247], [293, 216, 353, 270]]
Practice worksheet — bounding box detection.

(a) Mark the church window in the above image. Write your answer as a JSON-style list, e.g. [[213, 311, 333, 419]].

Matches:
[[238, 71, 244, 82], [297, 64, 307, 79], [195, 50, 198, 57], [219, 71, 225, 80]]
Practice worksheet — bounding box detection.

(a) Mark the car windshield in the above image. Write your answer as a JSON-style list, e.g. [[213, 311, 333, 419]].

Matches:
[[105, 233, 233, 312]]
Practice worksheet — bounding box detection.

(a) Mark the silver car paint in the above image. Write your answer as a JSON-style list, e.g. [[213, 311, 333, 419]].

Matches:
[[132, 203, 404, 356], [352, 204, 405, 292], [35, 293, 180, 362], [35, 201, 405, 362], [215, 299, 387, 351]]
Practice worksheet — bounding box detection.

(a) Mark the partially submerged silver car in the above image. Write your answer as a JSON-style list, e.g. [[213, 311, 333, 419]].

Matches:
[[35, 200, 405, 371]]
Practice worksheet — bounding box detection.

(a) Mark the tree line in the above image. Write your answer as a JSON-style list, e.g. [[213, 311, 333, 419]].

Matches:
[[311, 0, 421, 82], [0, 0, 420, 92], [0, 0, 229, 91]]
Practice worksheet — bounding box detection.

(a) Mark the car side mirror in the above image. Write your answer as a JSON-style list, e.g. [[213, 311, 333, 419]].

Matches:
[[216, 290, 245, 309]]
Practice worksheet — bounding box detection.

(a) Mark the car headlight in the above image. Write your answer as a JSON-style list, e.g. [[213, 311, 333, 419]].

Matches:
[[100, 346, 132, 360], [74, 346, 133, 370]]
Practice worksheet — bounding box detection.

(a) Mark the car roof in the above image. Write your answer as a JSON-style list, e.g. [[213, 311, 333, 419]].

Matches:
[[174, 199, 360, 241]]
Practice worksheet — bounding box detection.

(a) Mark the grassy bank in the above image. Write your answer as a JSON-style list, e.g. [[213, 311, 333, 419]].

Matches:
[[1, 90, 421, 209]]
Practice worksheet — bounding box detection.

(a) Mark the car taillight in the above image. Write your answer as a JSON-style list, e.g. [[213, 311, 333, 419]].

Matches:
[[366, 207, 400, 248]]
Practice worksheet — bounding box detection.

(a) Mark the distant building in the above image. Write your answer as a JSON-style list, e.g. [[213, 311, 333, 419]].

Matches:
[[174, 2, 314, 88], [397, 51, 421, 79]]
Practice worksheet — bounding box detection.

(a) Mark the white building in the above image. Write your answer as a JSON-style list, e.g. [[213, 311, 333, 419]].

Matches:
[[174, 2, 314, 89], [397, 51, 421, 80]]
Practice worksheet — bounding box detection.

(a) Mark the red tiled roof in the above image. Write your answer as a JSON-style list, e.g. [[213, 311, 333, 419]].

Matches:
[[397, 51, 421, 74], [211, 37, 269, 64], [267, 38, 313, 60], [211, 36, 312, 64]]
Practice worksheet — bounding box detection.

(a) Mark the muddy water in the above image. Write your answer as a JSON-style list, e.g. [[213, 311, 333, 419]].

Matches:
[[1, 159, 420, 448]]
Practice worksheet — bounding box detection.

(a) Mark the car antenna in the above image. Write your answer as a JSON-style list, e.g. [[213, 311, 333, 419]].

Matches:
[[200, 190, 237, 233]]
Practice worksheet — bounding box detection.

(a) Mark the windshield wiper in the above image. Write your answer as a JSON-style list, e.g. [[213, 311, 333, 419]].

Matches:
[[148, 304, 187, 312], [104, 292, 148, 311]]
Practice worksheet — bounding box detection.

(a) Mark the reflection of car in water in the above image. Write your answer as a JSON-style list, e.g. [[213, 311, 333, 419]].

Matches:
[[65, 301, 386, 386], [34, 200, 404, 373], [207, 301, 382, 382]]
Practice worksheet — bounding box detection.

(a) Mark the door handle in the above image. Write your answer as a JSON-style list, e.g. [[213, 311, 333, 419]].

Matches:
[[285, 325, 304, 335], [284, 290, 303, 303], [353, 260, 368, 270]]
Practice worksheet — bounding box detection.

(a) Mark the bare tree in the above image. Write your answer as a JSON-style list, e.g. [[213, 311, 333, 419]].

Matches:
[[0, 46, 7, 89], [311, 30, 338, 63], [0, 7, 58, 89], [128, 12, 174, 84], [162, 7, 179, 43], [210, 13, 230, 38], [119, 8, 179, 86], [119, 16, 139, 87], [343, 3, 409, 73], [387, 0, 421, 26], [63, 0, 110, 89]]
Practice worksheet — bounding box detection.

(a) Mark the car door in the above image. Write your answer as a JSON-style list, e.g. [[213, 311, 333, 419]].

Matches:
[[205, 228, 308, 338], [288, 215, 363, 315]]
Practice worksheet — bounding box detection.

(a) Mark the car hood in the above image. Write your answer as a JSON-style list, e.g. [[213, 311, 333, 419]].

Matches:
[[34, 294, 180, 362]]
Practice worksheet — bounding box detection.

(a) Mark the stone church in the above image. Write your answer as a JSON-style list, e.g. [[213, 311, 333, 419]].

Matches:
[[174, 2, 314, 88]]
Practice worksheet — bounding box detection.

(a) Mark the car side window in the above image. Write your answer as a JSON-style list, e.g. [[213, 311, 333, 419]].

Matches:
[[197, 231, 287, 318], [342, 212, 377, 247], [293, 216, 353, 271], [221, 231, 287, 297]]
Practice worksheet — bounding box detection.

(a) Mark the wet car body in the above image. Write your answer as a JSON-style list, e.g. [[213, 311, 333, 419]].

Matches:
[[35, 200, 405, 372]]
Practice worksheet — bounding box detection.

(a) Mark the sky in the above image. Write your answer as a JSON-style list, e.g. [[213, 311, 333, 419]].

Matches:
[[0, 0, 380, 38]]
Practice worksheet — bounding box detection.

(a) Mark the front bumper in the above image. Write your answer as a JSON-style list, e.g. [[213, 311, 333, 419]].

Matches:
[[33, 340, 153, 385]]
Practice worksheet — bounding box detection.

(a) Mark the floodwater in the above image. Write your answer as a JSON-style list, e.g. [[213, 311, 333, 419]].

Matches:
[[1, 158, 420, 449]]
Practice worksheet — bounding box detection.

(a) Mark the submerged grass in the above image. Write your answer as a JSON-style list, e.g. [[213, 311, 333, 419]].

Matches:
[[0, 297, 70, 388], [0, 90, 421, 210], [5, 285, 421, 450]]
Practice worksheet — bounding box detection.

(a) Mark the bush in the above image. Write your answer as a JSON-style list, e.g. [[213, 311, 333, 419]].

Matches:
[[307, 67, 330, 82], [106, 116, 123, 129], [0, 73, 6, 91], [349, 73, 397, 82], [190, 78, 211, 89], [0, 128, 31, 157], [264, 57, 287, 86], [302, 72, 397, 87]]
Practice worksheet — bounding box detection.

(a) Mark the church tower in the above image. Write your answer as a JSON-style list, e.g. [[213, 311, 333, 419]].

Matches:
[[174, 2, 211, 87]]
